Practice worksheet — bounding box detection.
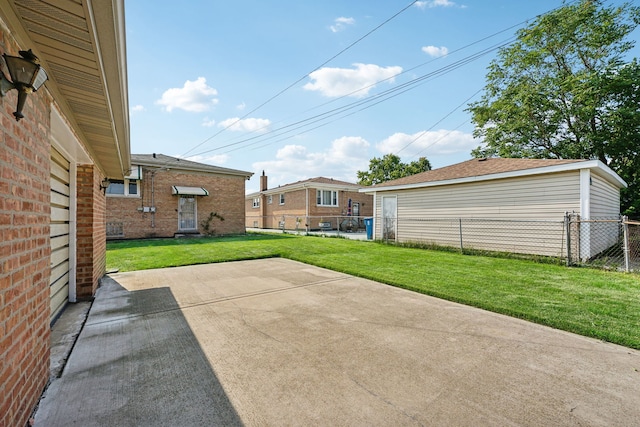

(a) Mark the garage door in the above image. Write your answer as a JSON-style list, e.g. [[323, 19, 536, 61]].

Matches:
[[50, 148, 71, 321]]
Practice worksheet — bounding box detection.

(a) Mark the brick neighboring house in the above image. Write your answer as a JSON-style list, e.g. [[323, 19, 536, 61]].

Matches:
[[246, 172, 373, 231], [0, 1, 129, 426], [106, 154, 253, 239]]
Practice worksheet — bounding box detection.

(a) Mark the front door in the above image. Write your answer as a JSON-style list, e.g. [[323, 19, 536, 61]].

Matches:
[[178, 196, 197, 231]]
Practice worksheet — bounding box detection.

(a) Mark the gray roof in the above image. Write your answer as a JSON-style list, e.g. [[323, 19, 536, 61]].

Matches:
[[131, 154, 253, 178], [246, 176, 363, 198], [363, 158, 626, 192]]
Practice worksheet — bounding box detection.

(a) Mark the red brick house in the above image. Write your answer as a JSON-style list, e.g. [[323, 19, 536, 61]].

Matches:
[[246, 173, 373, 231], [0, 1, 129, 425], [106, 154, 253, 239]]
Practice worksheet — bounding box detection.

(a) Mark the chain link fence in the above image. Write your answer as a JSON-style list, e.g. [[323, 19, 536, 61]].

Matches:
[[566, 214, 640, 272], [246, 213, 639, 272], [246, 214, 369, 236]]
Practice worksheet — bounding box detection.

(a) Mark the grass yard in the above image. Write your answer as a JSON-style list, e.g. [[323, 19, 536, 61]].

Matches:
[[107, 233, 640, 349]]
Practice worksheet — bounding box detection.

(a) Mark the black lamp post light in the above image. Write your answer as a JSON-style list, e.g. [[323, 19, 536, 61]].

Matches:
[[0, 49, 48, 121]]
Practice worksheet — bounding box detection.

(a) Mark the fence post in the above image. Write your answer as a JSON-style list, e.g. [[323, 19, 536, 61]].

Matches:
[[564, 212, 571, 266], [623, 215, 630, 273], [459, 218, 463, 253]]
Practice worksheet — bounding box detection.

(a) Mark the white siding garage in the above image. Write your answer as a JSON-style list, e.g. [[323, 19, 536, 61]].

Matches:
[[363, 158, 626, 258]]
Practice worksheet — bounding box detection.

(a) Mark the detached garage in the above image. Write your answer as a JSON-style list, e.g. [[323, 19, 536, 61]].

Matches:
[[361, 158, 626, 259]]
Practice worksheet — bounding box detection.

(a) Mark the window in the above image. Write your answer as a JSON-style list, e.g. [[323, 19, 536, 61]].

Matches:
[[128, 180, 138, 195], [106, 180, 124, 195], [253, 198, 260, 208], [279, 193, 285, 205], [267, 195, 273, 204], [106, 179, 140, 197], [317, 190, 338, 206]]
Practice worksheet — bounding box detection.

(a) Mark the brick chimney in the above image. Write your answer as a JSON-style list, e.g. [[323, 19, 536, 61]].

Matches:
[[260, 170, 268, 191]]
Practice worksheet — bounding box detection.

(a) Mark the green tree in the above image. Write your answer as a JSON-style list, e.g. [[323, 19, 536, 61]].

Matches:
[[467, 0, 640, 215], [357, 154, 431, 186]]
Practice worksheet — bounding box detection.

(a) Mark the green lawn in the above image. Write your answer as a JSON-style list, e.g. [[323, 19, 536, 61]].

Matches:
[[107, 233, 640, 349]]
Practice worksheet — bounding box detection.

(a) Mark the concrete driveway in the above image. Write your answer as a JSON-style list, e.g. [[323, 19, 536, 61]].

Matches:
[[36, 258, 640, 426]]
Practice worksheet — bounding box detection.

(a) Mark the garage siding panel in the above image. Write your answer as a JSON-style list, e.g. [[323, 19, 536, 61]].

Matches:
[[590, 174, 620, 218], [587, 174, 622, 257], [374, 171, 582, 256]]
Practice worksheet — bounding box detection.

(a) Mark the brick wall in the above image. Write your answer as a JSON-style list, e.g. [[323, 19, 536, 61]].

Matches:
[[106, 168, 248, 239], [0, 25, 53, 427], [76, 165, 106, 299], [246, 187, 373, 230]]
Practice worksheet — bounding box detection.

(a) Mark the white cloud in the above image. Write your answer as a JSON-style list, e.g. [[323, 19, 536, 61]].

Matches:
[[304, 63, 403, 98], [422, 45, 449, 57], [156, 77, 219, 112], [415, 0, 457, 8], [330, 16, 355, 33], [236, 102, 246, 111], [376, 129, 479, 158], [131, 104, 145, 113], [250, 137, 371, 189], [218, 117, 271, 133], [202, 118, 216, 127]]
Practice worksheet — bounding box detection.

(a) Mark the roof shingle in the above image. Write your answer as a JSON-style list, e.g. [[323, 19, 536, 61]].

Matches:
[[372, 158, 585, 188]]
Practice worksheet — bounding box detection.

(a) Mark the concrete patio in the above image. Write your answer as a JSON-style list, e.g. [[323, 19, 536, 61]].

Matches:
[[35, 258, 640, 426]]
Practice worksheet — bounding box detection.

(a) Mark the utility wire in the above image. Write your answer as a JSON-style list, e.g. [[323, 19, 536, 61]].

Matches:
[[395, 87, 484, 155], [181, 0, 580, 162], [180, 0, 420, 157], [189, 38, 512, 157]]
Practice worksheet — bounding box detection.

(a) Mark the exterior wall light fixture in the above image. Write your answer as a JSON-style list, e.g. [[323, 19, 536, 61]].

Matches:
[[100, 178, 111, 193], [0, 49, 48, 121]]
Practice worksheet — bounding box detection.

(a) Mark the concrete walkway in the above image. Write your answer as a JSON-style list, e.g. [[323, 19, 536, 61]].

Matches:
[[36, 258, 640, 426]]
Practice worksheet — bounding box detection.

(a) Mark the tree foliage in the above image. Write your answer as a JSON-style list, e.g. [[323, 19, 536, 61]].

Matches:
[[357, 154, 432, 186], [467, 0, 640, 215]]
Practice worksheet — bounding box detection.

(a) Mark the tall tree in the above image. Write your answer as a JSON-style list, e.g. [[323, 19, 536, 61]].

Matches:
[[357, 154, 431, 186], [467, 0, 640, 215]]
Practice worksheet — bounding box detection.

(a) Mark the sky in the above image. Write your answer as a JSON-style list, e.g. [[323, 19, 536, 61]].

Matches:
[[124, 0, 640, 194]]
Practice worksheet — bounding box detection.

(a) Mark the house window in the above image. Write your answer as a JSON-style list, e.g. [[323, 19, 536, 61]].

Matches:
[[279, 193, 285, 205], [106, 180, 124, 195], [106, 179, 140, 197], [253, 198, 260, 208], [317, 190, 338, 206], [268, 195, 273, 204], [128, 180, 138, 195]]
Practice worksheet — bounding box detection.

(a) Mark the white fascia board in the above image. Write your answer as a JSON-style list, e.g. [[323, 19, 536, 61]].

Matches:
[[361, 160, 626, 193]]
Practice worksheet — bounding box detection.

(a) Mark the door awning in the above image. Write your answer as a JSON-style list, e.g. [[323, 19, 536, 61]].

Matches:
[[172, 186, 209, 196]]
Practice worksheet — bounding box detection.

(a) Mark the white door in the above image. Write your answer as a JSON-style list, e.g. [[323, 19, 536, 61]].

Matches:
[[50, 148, 70, 321], [178, 196, 197, 231], [382, 196, 397, 241]]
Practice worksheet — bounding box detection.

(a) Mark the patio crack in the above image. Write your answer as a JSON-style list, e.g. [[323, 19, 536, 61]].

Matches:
[[347, 375, 425, 427]]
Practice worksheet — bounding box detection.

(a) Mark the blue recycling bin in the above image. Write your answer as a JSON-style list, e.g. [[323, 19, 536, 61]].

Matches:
[[364, 217, 373, 240]]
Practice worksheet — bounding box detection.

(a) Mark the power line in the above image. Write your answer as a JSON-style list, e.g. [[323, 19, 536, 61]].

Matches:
[[182, 0, 580, 163], [180, 0, 420, 158], [189, 38, 512, 157]]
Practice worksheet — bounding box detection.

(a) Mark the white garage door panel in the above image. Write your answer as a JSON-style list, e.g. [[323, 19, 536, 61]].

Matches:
[[50, 147, 71, 322], [51, 206, 70, 223]]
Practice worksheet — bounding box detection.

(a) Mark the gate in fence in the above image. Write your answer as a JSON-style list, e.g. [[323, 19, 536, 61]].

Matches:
[[566, 214, 639, 272]]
